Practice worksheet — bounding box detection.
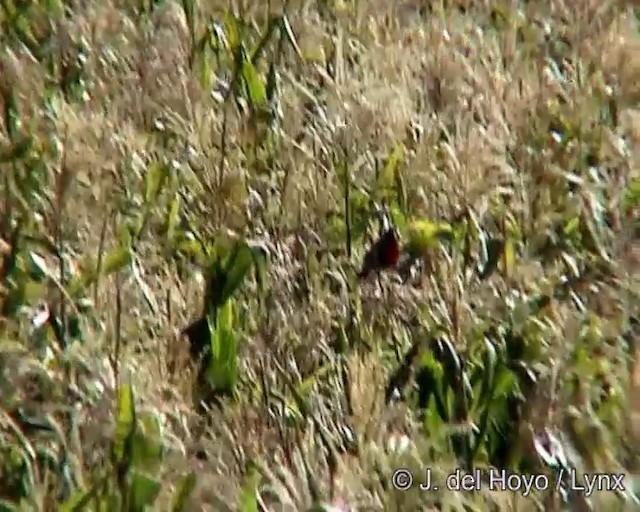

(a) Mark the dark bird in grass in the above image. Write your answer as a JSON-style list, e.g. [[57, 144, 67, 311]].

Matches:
[[357, 227, 401, 279]]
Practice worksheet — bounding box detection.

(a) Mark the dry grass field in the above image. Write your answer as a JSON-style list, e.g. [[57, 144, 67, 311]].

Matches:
[[2, 0, 640, 510]]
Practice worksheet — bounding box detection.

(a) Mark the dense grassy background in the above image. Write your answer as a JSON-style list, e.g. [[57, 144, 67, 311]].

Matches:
[[1, 0, 640, 510]]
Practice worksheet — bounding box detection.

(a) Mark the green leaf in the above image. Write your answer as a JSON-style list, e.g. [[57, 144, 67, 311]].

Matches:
[[128, 470, 162, 510], [241, 51, 267, 108], [239, 462, 259, 512], [177, 238, 206, 261], [103, 245, 132, 275], [113, 384, 136, 466], [131, 411, 164, 473], [197, 44, 212, 91], [166, 195, 181, 243], [206, 241, 261, 313], [504, 236, 515, 277], [59, 483, 101, 512], [67, 245, 132, 297], [223, 12, 240, 51], [404, 219, 453, 257], [216, 296, 234, 333], [492, 366, 517, 398], [563, 216, 580, 237], [144, 161, 169, 204], [170, 472, 197, 512], [205, 299, 239, 395], [623, 176, 640, 210], [375, 142, 404, 201]]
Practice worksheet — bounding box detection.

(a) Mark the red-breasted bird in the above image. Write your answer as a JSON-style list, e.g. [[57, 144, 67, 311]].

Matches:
[[357, 227, 401, 279]]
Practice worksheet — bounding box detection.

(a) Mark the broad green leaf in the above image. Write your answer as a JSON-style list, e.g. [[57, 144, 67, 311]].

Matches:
[[102, 246, 132, 275], [239, 462, 259, 512], [67, 246, 131, 295], [166, 195, 181, 243], [471, 347, 506, 458], [43, 0, 65, 17], [404, 219, 453, 257], [563, 216, 580, 237], [423, 395, 444, 433], [212, 242, 256, 309], [241, 53, 267, 108], [223, 12, 240, 51], [419, 350, 444, 380], [623, 176, 640, 210], [113, 384, 136, 465], [59, 484, 100, 512], [170, 472, 197, 512], [387, 204, 408, 234], [205, 300, 238, 395], [375, 142, 404, 199], [118, 222, 133, 248], [504, 237, 515, 277], [216, 297, 234, 333], [129, 470, 162, 510], [144, 161, 169, 204], [206, 330, 238, 393], [493, 367, 517, 398], [132, 411, 164, 473], [197, 44, 212, 91], [177, 238, 205, 261]]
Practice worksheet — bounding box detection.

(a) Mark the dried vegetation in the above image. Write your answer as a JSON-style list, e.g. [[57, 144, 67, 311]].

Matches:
[[1, 0, 640, 510]]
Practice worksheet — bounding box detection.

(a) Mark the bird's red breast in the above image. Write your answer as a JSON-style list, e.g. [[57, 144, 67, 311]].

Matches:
[[358, 228, 401, 279], [378, 229, 401, 268]]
